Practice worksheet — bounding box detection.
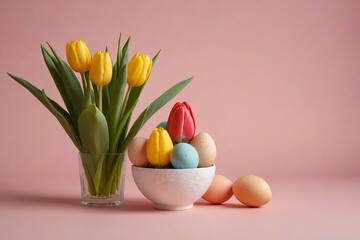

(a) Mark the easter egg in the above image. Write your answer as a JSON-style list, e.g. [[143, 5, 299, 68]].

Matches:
[[170, 143, 199, 169], [156, 121, 167, 129], [127, 137, 149, 167], [190, 132, 216, 167], [232, 175, 272, 207], [202, 174, 233, 204]]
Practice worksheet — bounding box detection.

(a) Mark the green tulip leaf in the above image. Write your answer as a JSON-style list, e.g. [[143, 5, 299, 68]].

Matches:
[[8, 73, 82, 150], [110, 98, 137, 152], [41, 90, 83, 151], [80, 88, 93, 111], [102, 85, 110, 115], [106, 36, 130, 146], [41, 45, 78, 127], [78, 104, 109, 154], [47, 43, 84, 119], [152, 49, 161, 64], [108, 34, 122, 102], [108, 63, 118, 102], [91, 82, 98, 104]]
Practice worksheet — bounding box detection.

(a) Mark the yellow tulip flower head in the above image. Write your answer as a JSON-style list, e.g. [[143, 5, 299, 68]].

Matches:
[[66, 39, 92, 72], [146, 127, 173, 168], [127, 53, 152, 87], [89, 51, 113, 87]]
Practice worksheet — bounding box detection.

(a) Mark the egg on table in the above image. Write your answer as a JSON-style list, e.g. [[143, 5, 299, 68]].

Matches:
[[202, 174, 233, 204], [232, 175, 272, 207], [127, 137, 149, 167], [190, 132, 216, 167]]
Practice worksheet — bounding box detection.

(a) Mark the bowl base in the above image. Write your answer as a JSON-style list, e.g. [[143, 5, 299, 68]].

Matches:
[[155, 203, 193, 211]]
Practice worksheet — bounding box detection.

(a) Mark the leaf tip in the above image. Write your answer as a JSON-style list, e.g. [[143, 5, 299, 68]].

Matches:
[[7, 72, 16, 79]]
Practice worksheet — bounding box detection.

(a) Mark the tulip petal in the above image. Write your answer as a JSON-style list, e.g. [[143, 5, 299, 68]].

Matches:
[[90, 51, 112, 87], [167, 102, 196, 143], [138, 56, 148, 86], [103, 52, 113, 86], [146, 128, 173, 167], [66, 40, 91, 72], [127, 52, 152, 87]]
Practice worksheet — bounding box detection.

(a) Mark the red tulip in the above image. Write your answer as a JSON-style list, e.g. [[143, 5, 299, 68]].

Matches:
[[167, 102, 196, 143]]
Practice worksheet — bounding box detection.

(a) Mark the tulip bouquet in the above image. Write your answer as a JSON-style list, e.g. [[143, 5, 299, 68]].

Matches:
[[8, 34, 192, 202]]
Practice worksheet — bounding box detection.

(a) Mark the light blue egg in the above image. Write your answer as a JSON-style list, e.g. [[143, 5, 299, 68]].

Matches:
[[156, 121, 167, 130], [171, 143, 199, 169]]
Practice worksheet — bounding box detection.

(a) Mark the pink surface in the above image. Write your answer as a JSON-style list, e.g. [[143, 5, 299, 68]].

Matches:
[[1, 175, 359, 239], [0, 0, 359, 239]]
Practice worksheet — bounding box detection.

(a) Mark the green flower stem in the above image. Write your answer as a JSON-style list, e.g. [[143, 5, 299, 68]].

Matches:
[[120, 86, 132, 119], [100, 153, 125, 196], [80, 72, 87, 93], [80, 153, 125, 197], [81, 156, 96, 195], [98, 86, 103, 112]]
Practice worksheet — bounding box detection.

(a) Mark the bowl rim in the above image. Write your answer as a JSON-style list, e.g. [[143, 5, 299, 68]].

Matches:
[[131, 164, 216, 171]]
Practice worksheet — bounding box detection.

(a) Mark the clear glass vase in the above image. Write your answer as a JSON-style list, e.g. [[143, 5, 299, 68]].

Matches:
[[78, 152, 126, 206]]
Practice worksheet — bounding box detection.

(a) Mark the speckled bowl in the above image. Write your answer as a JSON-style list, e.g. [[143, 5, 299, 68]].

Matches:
[[132, 165, 216, 210]]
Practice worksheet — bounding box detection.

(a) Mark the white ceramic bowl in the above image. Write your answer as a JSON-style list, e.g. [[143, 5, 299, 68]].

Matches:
[[132, 165, 216, 210]]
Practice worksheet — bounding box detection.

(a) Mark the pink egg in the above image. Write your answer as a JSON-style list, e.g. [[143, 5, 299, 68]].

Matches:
[[127, 137, 149, 167], [202, 174, 233, 204]]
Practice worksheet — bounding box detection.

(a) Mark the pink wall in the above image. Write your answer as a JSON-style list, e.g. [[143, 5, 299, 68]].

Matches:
[[1, 0, 360, 180]]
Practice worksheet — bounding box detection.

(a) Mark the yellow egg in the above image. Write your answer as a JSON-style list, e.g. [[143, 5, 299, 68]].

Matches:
[[190, 132, 216, 167], [232, 175, 272, 207], [202, 174, 233, 204]]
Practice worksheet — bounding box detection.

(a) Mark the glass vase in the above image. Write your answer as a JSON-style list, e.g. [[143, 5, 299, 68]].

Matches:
[[78, 152, 126, 206]]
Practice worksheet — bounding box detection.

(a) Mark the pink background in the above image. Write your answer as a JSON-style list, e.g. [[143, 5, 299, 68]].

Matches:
[[1, 0, 359, 239]]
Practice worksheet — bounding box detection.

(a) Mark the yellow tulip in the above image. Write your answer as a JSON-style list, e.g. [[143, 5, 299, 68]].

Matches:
[[146, 128, 173, 168], [127, 53, 152, 87], [66, 40, 91, 72], [89, 51, 113, 87]]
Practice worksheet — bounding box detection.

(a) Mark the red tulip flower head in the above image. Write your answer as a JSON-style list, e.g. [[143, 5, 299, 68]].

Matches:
[[167, 102, 196, 143]]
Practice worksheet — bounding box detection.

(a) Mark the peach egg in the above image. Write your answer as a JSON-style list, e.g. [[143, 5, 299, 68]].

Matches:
[[232, 175, 272, 207], [202, 174, 233, 204], [127, 137, 149, 167]]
